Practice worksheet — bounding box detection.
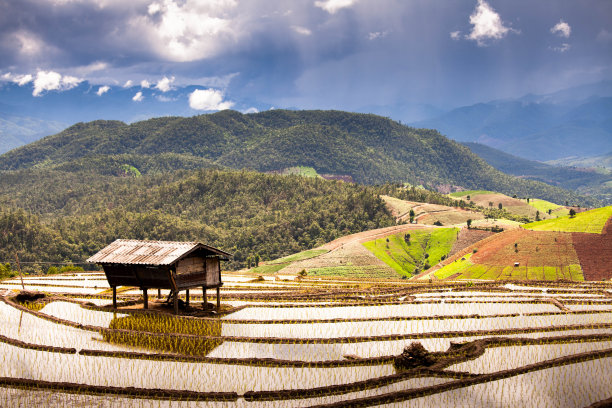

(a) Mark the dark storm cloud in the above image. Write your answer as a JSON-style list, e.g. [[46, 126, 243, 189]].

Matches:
[[0, 0, 611, 110]]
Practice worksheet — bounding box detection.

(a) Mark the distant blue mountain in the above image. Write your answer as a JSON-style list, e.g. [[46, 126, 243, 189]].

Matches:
[[0, 110, 66, 154], [413, 81, 612, 161]]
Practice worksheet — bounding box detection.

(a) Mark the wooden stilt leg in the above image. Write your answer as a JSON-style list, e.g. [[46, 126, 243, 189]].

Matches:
[[112, 286, 117, 309], [143, 288, 148, 309], [185, 289, 190, 307], [202, 286, 207, 309], [173, 290, 178, 314], [158, 288, 161, 299], [216, 286, 220, 310]]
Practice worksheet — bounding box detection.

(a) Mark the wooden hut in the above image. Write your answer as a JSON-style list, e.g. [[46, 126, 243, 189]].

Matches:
[[87, 239, 231, 314]]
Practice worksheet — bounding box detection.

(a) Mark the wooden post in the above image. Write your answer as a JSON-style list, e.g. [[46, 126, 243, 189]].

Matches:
[[112, 286, 117, 309], [143, 288, 148, 309], [173, 290, 178, 315], [202, 286, 207, 309], [14, 253, 24, 290], [185, 289, 189, 307], [216, 286, 220, 310], [158, 288, 161, 299]]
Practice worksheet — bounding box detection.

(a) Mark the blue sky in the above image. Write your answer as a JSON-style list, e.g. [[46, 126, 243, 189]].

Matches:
[[1, 0, 611, 116]]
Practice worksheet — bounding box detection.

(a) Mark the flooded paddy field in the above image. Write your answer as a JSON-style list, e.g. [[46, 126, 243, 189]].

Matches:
[[1, 272, 611, 407]]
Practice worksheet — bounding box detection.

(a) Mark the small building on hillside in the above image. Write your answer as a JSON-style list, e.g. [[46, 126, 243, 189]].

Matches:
[[87, 239, 231, 314]]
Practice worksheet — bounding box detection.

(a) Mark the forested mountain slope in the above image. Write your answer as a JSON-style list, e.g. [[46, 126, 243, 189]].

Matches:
[[0, 110, 598, 206], [0, 169, 394, 270]]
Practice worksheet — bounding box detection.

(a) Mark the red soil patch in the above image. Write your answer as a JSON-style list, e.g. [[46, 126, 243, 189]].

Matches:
[[470, 229, 579, 268], [449, 228, 494, 257], [572, 217, 612, 281]]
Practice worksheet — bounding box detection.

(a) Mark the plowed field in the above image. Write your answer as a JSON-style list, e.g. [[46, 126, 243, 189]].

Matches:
[[573, 217, 612, 281]]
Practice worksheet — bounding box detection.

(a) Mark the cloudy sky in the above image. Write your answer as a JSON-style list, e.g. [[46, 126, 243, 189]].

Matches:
[[1, 0, 611, 114]]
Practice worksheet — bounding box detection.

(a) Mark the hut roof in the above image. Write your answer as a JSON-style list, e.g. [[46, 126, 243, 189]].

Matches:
[[86, 239, 231, 265]]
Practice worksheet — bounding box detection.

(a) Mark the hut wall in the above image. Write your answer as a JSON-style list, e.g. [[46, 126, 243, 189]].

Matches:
[[206, 258, 221, 286], [176, 256, 205, 275]]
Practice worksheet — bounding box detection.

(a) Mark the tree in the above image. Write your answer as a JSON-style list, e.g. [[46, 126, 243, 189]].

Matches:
[[404, 233, 410, 244], [254, 254, 260, 267], [489, 201, 493, 208], [569, 208, 576, 218], [467, 219, 472, 229], [535, 210, 540, 221], [498, 203, 503, 210], [409, 209, 415, 223]]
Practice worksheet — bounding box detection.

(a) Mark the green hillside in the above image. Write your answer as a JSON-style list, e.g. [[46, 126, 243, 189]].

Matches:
[[522, 206, 612, 234], [0, 109, 598, 207], [363, 228, 458, 277]]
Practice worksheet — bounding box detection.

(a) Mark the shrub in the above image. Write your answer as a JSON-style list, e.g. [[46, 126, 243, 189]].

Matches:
[[46, 266, 59, 275], [59, 264, 84, 273]]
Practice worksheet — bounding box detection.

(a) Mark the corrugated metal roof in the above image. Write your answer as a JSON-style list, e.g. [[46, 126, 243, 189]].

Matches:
[[86, 239, 231, 265]]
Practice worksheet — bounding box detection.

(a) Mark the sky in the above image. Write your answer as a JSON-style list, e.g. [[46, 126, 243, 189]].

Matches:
[[1, 0, 611, 116]]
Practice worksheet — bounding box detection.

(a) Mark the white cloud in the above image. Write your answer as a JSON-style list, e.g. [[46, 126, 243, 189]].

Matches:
[[466, 0, 517, 46], [12, 30, 44, 56], [292, 26, 312, 36], [244, 107, 259, 114], [188, 72, 239, 88], [450, 31, 461, 40], [130, 0, 239, 62], [552, 43, 571, 53], [551, 20, 571, 38], [123, 80, 133, 88], [156, 94, 176, 102], [73, 61, 109, 75], [314, 0, 357, 14], [32, 70, 82, 96], [155, 76, 175, 92], [132, 91, 144, 101], [0, 72, 33, 86], [368, 31, 388, 40], [188, 88, 234, 111], [140, 79, 150, 88], [5, 73, 33, 86], [96, 85, 110, 96], [148, 2, 162, 15], [597, 29, 612, 43]]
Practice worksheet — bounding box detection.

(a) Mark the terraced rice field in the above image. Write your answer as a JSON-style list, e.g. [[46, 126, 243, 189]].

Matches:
[[362, 228, 458, 277], [449, 191, 543, 219], [523, 206, 612, 234], [381, 195, 484, 226], [524, 198, 569, 218], [0, 273, 611, 407], [430, 209, 612, 282]]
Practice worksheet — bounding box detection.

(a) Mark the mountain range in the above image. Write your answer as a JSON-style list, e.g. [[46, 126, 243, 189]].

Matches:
[[413, 81, 612, 161], [2, 80, 611, 162], [463, 142, 612, 203], [0, 109, 598, 207]]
